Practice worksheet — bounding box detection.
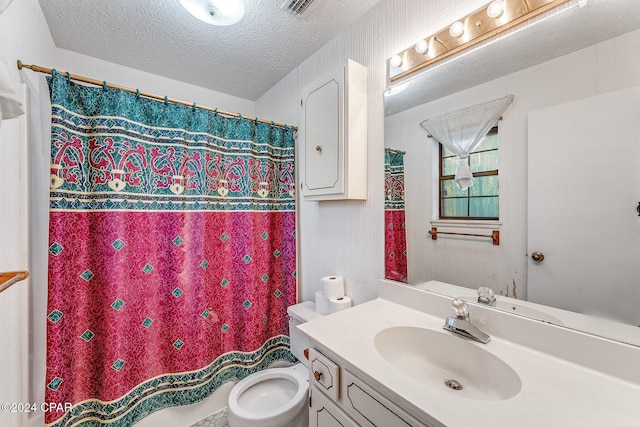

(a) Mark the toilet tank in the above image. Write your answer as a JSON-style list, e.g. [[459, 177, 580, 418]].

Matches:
[[287, 301, 325, 368]]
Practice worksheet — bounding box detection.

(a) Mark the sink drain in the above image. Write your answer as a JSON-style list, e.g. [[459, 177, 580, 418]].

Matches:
[[444, 379, 463, 391]]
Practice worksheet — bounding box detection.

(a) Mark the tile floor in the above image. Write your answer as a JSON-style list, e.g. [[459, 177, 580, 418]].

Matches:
[[190, 408, 229, 427]]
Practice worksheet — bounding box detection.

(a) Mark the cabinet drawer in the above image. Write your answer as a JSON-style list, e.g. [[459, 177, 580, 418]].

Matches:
[[342, 369, 426, 427], [310, 386, 359, 427], [309, 347, 340, 401]]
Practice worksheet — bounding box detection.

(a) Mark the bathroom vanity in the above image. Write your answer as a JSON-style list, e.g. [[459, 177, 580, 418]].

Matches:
[[308, 347, 424, 426], [299, 280, 640, 426]]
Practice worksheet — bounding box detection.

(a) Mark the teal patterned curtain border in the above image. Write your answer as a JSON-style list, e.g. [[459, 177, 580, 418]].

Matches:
[[384, 148, 405, 210], [47, 73, 296, 212]]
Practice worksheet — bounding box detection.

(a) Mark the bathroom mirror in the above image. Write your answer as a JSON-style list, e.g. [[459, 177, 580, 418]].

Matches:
[[383, 0, 640, 347]]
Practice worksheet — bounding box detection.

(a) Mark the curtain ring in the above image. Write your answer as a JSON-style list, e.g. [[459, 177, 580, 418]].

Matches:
[[65, 72, 71, 82], [51, 68, 57, 76], [164, 96, 169, 105], [103, 81, 108, 91], [135, 89, 140, 99]]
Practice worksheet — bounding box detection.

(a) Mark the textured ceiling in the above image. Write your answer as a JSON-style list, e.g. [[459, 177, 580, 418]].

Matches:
[[38, 0, 382, 101]]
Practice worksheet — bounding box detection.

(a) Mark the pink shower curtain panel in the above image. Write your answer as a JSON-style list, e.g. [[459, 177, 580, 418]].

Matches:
[[44, 73, 297, 426]]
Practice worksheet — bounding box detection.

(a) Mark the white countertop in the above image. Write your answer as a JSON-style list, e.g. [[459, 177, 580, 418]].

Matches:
[[298, 296, 640, 426]]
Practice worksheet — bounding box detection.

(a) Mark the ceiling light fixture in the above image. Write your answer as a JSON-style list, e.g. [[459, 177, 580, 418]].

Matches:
[[0, 0, 14, 14], [180, 0, 245, 26], [387, 0, 577, 85]]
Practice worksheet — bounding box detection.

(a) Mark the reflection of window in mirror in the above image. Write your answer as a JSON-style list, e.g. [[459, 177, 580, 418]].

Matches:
[[439, 127, 499, 219]]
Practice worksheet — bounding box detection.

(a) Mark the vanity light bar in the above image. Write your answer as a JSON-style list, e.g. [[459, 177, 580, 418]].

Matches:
[[388, 0, 572, 83]]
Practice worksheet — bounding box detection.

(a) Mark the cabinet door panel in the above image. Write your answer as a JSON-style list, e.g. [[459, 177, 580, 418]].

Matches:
[[342, 369, 428, 427], [303, 78, 341, 192], [310, 386, 358, 427]]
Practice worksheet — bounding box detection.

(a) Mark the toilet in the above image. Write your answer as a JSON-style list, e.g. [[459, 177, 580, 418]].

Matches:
[[227, 301, 324, 427]]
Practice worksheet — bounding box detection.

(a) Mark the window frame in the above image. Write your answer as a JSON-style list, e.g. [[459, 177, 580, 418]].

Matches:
[[438, 127, 499, 220]]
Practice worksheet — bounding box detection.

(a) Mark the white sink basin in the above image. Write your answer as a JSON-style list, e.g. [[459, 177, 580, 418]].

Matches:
[[374, 326, 522, 401]]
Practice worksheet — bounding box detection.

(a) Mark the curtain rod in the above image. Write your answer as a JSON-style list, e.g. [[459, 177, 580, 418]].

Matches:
[[385, 148, 406, 154], [17, 60, 297, 131]]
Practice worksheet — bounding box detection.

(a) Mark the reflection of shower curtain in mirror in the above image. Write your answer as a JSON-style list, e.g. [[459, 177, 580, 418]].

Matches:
[[44, 73, 297, 426], [384, 149, 407, 283]]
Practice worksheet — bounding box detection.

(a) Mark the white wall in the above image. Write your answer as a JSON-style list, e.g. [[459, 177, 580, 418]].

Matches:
[[0, 1, 255, 426], [255, 0, 499, 304], [385, 28, 640, 297], [0, 2, 58, 426]]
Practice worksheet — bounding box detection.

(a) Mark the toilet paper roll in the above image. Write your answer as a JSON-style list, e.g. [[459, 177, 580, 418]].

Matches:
[[322, 275, 345, 300], [327, 296, 352, 314], [315, 290, 330, 315]]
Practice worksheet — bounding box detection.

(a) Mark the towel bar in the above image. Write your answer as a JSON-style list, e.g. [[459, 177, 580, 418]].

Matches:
[[0, 271, 29, 294], [428, 227, 500, 245]]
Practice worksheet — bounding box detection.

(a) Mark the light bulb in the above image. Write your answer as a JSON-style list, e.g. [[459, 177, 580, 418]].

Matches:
[[390, 55, 403, 68], [415, 39, 429, 55], [487, 0, 505, 19], [449, 21, 465, 38]]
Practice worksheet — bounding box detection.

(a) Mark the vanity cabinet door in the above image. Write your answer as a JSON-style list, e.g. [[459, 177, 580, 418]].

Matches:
[[310, 386, 359, 427], [341, 369, 428, 427], [299, 59, 367, 201]]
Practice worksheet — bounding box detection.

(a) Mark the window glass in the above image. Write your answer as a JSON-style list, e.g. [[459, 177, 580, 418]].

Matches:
[[439, 127, 499, 219]]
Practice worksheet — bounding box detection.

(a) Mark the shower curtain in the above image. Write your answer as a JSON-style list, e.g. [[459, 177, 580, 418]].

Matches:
[[44, 72, 297, 426], [384, 149, 407, 283]]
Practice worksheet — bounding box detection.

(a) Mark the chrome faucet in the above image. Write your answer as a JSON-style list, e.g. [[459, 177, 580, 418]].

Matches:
[[477, 287, 496, 307], [443, 298, 491, 344]]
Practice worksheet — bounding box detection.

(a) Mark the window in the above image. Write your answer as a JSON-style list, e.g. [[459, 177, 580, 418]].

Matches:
[[439, 127, 499, 219]]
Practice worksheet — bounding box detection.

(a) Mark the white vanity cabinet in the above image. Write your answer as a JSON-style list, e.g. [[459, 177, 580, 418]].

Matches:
[[299, 59, 367, 201], [308, 347, 428, 427]]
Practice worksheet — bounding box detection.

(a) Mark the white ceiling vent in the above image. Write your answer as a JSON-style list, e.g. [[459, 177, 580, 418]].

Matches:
[[281, 0, 317, 16]]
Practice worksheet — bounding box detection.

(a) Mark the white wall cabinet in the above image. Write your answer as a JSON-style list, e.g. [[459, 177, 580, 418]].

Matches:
[[299, 60, 368, 200]]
